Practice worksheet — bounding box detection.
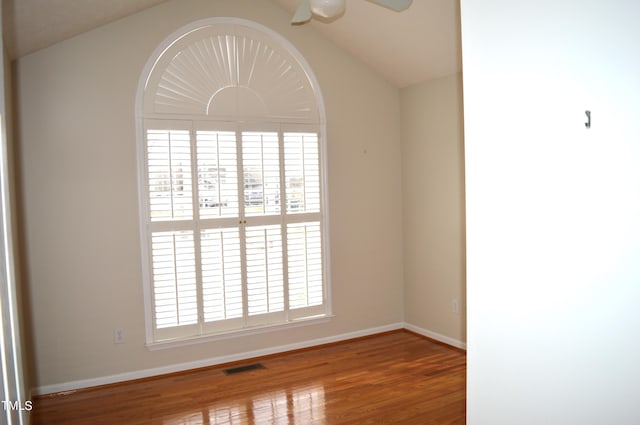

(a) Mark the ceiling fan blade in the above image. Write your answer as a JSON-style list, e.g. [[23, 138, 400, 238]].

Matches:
[[367, 0, 413, 12], [291, 0, 313, 24]]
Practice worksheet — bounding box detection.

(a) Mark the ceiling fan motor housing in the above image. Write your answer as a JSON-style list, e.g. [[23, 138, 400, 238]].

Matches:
[[309, 0, 346, 18]]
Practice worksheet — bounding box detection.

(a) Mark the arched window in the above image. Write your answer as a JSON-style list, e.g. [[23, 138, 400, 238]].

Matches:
[[136, 18, 329, 346]]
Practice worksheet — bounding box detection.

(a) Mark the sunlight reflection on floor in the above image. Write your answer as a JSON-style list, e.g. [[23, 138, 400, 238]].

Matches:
[[163, 384, 326, 425]]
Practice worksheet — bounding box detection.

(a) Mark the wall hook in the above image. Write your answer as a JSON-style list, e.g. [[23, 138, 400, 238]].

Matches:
[[585, 110, 591, 129]]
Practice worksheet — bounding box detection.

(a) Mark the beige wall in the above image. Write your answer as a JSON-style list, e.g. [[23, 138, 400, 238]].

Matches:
[[15, 0, 404, 389], [401, 73, 466, 344]]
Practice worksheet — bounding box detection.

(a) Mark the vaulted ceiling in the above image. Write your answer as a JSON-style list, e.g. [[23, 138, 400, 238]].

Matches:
[[2, 0, 461, 88]]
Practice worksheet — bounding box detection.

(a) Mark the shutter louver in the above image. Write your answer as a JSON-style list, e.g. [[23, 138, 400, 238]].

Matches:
[[245, 225, 284, 316], [151, 231, 198, 328], [242, 132, 281, 216], [146, 129, 193, 221], [284, 133, 320, 213], [201, 228, 243, 322], [287, 222, 323, 309], [197, 131, 239, 219]]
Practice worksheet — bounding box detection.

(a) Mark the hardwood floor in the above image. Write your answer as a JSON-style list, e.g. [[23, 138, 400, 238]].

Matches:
[[31, 330, 466, 425]]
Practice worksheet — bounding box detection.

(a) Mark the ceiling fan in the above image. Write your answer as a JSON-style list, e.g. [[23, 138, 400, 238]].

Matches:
[[291, 0, 413, 24]]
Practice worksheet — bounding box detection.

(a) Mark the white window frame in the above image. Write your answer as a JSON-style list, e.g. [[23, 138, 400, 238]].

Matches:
[[135, 18, 331, 349]]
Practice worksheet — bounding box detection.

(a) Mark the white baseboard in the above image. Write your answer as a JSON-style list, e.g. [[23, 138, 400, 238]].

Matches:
[[33, 322, 465, 396], [403, 322, 467, 350], [33, 322, 404, 396]]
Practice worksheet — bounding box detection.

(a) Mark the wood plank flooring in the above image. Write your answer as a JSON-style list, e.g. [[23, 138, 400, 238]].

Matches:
[[31, 330, 466, 424]]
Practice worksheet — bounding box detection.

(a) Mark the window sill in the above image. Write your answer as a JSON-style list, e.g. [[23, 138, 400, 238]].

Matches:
[[145, 314, 334, 351]]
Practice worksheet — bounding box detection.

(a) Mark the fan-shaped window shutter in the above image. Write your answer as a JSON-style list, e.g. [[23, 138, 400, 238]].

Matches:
[[143, 22, 319, 122], [136, 18, 329, 346]]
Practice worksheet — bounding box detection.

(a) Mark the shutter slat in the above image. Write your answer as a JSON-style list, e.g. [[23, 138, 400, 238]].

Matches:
[[151, 230, 198, 329], [197, 130, 240, 219], [146, 129, 193, 221], [242, 132, 281, 216], [201, 228, 244, 322], [245, 225, 284, 316], [287, 222, 323, 309], [284, 133, 320, 214]]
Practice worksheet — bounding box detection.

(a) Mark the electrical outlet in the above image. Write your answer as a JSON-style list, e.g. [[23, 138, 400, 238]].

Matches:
[[114, 328, 125, 344], [452, 299, 460, 315]]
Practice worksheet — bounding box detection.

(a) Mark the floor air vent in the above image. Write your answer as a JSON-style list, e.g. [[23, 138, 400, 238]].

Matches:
[[223, 363, 266, 375]]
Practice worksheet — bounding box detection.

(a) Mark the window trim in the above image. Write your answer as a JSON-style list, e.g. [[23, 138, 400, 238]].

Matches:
[[146, 314, 333, 351], [135, 18, 331, 348]]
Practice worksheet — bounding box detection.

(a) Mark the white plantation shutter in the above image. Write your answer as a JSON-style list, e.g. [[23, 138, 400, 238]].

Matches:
[[151, 231, 198, 329], [283, 131, 324, 318], [245, 225, 284, 317], [142, 122, 327, 342], [200, 228, 243, 322], [284, 133, 320, 213], [138, 19, 328, 345], [196, 130, 239, 219], [242, 132, 281, 216], [147, 129, 193, 221], [287, 222, 323, 310]]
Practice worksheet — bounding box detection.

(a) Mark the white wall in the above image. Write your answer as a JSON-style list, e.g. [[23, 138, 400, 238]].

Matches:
[[462, 0, 640, 423], [15, 0, 404, 391], [401, 74, 466, 346], [1, 13, 31, 423]]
